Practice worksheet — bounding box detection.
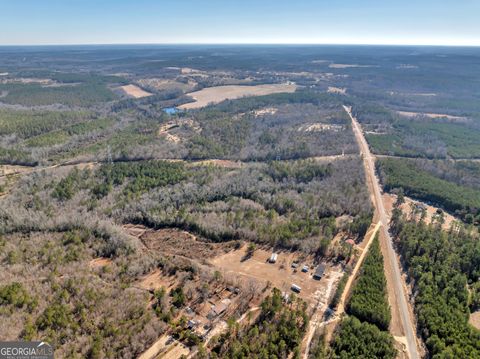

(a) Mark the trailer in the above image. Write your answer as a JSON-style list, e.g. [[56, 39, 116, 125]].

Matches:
[[269, 253, 278, 263]]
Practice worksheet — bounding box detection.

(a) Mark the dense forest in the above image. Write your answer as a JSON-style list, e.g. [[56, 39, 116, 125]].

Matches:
[[330, 316, 397, 359], [0, 74, 125, 107], [391, 208, 480, 358], [0, 159, 372, 254], [346, 235, 391, 331], [0, 90, 358, 166], [353, 103, 480, 159], [209, 288, 308, 358], [0, 228, 166, 358], [186, 101, 356, 161], [377, 158, 480, 225]]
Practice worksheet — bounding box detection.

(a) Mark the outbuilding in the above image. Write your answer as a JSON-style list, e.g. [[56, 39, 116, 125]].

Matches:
[[313, 264, 326, 280], [269, 253, 278, 263]]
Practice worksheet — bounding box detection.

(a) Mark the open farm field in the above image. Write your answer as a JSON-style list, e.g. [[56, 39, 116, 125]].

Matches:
[[179, 83, 297, 109]]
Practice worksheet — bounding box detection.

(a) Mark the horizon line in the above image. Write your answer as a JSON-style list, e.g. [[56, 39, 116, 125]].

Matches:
[[1, 42, 480, 48]]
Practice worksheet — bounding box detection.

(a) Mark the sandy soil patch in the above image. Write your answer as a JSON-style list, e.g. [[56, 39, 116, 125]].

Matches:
[[123, 224, 148, 238], [41, 82, 81, 88], [329, 64, 376, 69], [0, 165, 34, 177], [302, 270, 343, 357], [181, 67, 205, 75], [157, 122, 182, 143], [157, 120, 201, 139], [158, 122, 178, 133], [365, 131, 387, 135], [388, 91, 437, 97], [298, 123, 343, 132], [0, 78, 54, 85], [179, 67, 210, 79], [192, 159, 242, 168], [383, 193, 456, 230], [393, 336, 410, 359], [327, 86, 347, 95], [412, 93, 437, 97], [164, 134, 180, 143], [89, 257, 112, 268], [179, 83, 297, 110], [253, 107, 278, 117], [210, 246, 333, 306], [138, 335, 189, 359], [138, 78, 196, 92], [120, 84, 152, 99], [137, 269, 174, 292], [469, 311, 480, 330], [397, 111, 464, 120]]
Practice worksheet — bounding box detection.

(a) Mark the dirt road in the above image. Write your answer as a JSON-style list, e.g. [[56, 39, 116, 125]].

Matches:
[[335, 222, 381, 316], [303, 271, 343, 359], [0, 154, 354, 181], [344, 105, 419, 359]]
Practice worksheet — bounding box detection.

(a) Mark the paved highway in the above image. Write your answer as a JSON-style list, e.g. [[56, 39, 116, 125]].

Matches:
[[344, 105, 419, 359]]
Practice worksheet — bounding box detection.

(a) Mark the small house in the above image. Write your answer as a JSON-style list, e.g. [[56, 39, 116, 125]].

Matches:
[[207, 299, 231, 320], [313, 264, 326, 280], [185, 307, 194, 315], [187, 320, 199, 329]]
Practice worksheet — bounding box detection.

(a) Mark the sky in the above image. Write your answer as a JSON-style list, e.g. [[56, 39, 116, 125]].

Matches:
[[0, 0, 479, 46]]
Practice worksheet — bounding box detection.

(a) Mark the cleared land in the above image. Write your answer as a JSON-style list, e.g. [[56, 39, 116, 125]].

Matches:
[[210, 246, 339, 307], [382, 193, 457, 230], [327, 86, 347, 95], [329, 64, 375, 69], [469, 311, 480, 330], [397, 110, 464, 120], [179, 83, 297, 109], [137, 78, 196, 92], [120, 84, 152, 98]]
